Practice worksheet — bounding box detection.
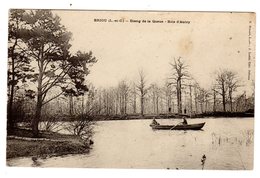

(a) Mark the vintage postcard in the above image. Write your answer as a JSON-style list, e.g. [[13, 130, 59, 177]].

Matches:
[[6, 10, 255, 170]]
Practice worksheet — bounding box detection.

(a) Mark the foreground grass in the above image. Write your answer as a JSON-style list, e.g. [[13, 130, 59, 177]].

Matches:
[[6, 128, 90, 159]]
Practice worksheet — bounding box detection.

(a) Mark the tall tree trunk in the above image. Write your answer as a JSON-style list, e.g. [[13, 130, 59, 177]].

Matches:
[[116, 97, 119, 115], [141, 92, 144, 116], [189, 85, 192, 114], [200, 102, 203, 113], [167, 96, 171, 113], [124, 95, 127, 114], [213, 90, 216, 112], [229, 90, 233, 112], [119, 95, 122, 115], [7, 84, 15, 134], [32, 58, 44, 137], [99, 94, 102, 114], [205, 99, 208, 112], [153, 95, 156, 113], [7, 38, 18, 134], [194, 88, 198, 114], [222, 83, 226, 112], [180, 81, 182, 113], [133, 95, 136, 114], [7, 67, 15, 134], [177, 79, 182, 114], [156, 96, 159, 114], [106, 93, 109, 115], [32, 95, 43, 137]]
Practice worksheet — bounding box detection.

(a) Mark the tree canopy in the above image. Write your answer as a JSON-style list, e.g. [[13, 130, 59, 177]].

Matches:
[[8, 9, 98, 136]]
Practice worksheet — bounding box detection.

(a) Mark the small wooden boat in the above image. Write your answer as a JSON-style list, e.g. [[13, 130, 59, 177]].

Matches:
[[150, 122, 205, 130]]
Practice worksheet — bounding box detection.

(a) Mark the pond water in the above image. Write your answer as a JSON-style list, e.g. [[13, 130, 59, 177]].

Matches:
[[7, 118, 254, 170]]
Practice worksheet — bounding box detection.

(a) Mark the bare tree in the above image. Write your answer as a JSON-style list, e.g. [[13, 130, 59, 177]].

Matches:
[[211, 84, 218, 112], [149, 83, 160, 114], [129, 82, 137, 114], [169, 57, 189, 114], [188, 84, 193, 113], [214, 69, 229, 112], [226, 71, 240, 112], [162, 82, 174, 114], [136, 70, 148, 116], [197, 88, 208, 113], [214, 69, 240, 112], [184, 80, 197, 114], [118, 80, 129, 115], [102, 89, 111, 115], [114, 87, 119, 115], [193, 83, 200, 114], [234, 92, 246, 112]]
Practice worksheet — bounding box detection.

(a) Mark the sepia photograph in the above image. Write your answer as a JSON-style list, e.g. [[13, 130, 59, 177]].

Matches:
[[6, 9, 255, 170]]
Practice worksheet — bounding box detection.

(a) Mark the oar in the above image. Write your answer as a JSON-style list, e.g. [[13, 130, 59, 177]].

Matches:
[[170, 122, 182, 130]]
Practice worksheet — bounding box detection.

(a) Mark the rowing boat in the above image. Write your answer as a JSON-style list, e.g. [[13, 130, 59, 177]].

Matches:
[[150, 122, 205, 130]]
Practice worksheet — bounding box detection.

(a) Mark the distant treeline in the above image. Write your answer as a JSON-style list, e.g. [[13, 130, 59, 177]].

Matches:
[[45, 110, 253, 122], [94, 111, 254, 121], [194, 110, 254, 118]]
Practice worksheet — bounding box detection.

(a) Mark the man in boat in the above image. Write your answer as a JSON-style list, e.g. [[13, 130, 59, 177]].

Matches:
[[151, 118, 159, 125], [182, 117, 188, 125]]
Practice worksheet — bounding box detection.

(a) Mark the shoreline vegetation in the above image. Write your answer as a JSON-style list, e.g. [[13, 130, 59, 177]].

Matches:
[[6, 128, 91, 160], [80, 111, 254, 121]]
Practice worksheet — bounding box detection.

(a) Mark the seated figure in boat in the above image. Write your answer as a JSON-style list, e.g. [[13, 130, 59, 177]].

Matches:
[[182, 117, 188, 125], [151, 118, 159, 125]]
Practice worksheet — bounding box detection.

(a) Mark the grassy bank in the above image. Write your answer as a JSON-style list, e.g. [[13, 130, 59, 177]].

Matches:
[[6, 128, 90, 159]]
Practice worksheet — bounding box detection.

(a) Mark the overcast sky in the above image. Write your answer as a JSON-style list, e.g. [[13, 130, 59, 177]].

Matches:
[[54, 10, 255, 94]]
